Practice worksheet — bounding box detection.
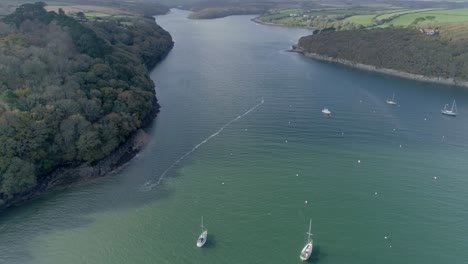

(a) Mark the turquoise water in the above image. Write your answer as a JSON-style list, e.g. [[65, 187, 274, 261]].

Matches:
[[1, 9, 468, 264]]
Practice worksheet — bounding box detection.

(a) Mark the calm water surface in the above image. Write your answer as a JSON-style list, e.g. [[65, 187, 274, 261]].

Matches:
[[1, 9, 468, 264]]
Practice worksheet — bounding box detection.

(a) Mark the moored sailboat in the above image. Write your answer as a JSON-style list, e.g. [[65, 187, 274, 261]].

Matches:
[[300, 219, 313, 261], [386, 93, 397, 105], [197, 216, 207, 248], [441, 100, 458, 116]]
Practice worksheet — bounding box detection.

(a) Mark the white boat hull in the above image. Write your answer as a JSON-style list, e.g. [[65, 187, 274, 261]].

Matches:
[[441, 110, 457, 116], [197, 230, 207, 248], [300, 242, 313, 261], [386, 100, 397, 105]]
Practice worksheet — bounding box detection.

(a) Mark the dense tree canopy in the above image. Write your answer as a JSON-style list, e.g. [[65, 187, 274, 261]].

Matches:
[[188, 6, 265, 19], [0, 3, 173, 202], [298, 28, 467, 80], [186, 0, 274, 19]]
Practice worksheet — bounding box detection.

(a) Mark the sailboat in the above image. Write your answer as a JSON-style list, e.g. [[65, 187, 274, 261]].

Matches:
[[299, 219, 313, 261], [386, 93, 397, 105], [197, 216, 208, 248], [441, 100, 458, 116]]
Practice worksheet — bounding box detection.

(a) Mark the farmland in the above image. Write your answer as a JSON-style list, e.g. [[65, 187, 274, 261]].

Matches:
[[390, 8, 468, 26], [256, 7, 468, 30], [343, 14, 376, 27]]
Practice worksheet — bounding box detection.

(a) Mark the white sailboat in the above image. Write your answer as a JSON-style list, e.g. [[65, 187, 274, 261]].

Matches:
[[441, 100, 458, 116], [300, 219, 313, 261], [197, 216, 207, 248], [322, 108, 331, 116], [386, 93, 397, 105]]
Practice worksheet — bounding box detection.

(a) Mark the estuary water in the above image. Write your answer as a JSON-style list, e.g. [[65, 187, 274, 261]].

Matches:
[[1, 9, 468, 264]]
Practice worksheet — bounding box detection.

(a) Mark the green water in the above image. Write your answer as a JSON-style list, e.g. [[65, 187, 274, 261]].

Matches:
[[1, 9, 468, 264]]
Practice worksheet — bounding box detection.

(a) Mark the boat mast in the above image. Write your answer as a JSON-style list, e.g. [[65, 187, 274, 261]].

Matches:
[[452, 100, 457, 113], [307, 219, 312, 243], [392, 93, 395, 101], [201, 216, 204, 232]]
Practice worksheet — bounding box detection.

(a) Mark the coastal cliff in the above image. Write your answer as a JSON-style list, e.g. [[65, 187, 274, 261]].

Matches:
[[296, 27, 468, 87]]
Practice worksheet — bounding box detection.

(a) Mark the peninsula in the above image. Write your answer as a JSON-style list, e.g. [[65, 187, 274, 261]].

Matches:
[[295, 23, 468, 87], [0, 2, 173, 211]]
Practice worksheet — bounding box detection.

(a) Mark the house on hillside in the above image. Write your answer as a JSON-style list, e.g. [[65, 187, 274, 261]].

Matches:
[[420, 28, 439, 36]]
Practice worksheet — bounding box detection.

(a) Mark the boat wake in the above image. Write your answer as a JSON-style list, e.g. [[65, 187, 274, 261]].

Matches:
[[141, 98, 265, 191]]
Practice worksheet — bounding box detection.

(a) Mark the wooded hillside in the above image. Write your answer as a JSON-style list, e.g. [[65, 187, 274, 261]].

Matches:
[[298, 27, 468, 80], [0, 2, 173, 203]]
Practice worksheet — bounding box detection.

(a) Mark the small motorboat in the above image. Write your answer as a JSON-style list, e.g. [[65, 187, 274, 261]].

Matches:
[[322, 108, 331, 116]]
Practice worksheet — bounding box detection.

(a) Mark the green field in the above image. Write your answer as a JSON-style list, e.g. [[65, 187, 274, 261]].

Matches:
[[84, 12, 112, 17], [343, 14, 377, 26], [258, 8, 385, 28], [258, 7, 396, 28], [391, 8, 468, 26], [373, 9, 410, 21], [257, 7, 468, 30], [278, 8, 303, 14]]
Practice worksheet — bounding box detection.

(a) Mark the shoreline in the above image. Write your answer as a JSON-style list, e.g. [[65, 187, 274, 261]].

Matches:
[[252, 17, 316, 30], [294, 47, 468, 88]]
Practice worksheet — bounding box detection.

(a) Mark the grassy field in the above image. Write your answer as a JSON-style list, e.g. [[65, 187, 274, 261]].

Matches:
[[259, 7, 385, 27], [391, 8, 468, 26], [257, 7, 468, 30], [258, 7, 395, 28], [373, 9, 409, 21], [437, 22, 468, 42], [343, 14, 377, 26], [83, 12, 112, 17]]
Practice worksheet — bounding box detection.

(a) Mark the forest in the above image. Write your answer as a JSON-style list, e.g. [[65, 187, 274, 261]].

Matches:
[[298, 27, 468, 81], [0, 2, 173, 204], [186, 0, 275, 19], [188, 6, 266, 19]]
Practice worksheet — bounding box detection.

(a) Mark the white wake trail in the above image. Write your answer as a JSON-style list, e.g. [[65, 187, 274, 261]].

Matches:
[[142, 99, 264, 191]]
